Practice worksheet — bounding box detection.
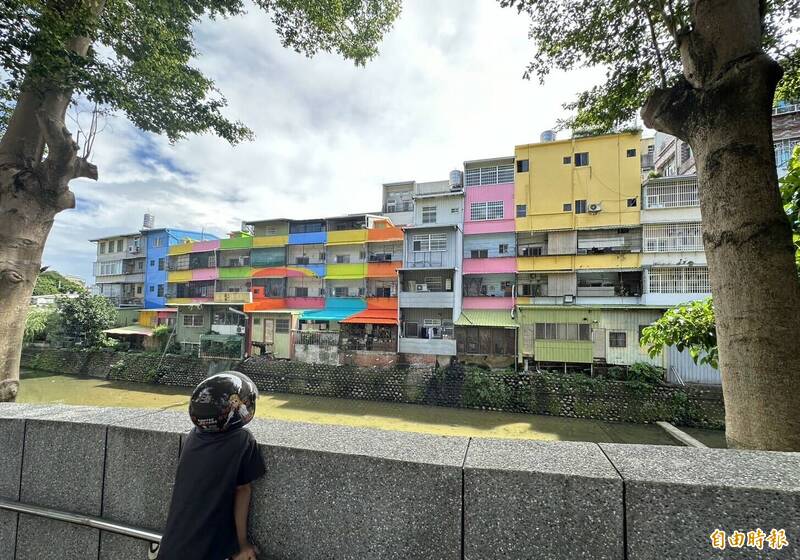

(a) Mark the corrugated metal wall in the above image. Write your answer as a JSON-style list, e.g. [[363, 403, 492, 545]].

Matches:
[[547, 231, 577, 254], [667, 347, 721, 385]]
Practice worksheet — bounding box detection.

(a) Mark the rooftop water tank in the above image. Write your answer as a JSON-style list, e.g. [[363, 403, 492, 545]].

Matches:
[[142, 213, 155, 229], [449, 169, 463, 190], [540, 129, 556, 143]]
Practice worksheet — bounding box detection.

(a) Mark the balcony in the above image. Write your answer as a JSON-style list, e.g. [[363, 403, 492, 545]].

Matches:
[[773, 102, 800, 115], [398, 337, 457, 356], [327, 229, 367, 245], [643, 176, 699, 209], [405, 252, 447, 269], [214, 292, 253, 304]]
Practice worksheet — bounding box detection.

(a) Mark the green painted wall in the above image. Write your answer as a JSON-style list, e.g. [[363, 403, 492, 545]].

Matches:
[[220, 236, 253, 250], [219, 266, 253, 280]]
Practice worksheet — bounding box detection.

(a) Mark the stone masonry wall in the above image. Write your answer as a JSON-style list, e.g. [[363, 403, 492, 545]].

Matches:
[[21, 347, 725, 428]]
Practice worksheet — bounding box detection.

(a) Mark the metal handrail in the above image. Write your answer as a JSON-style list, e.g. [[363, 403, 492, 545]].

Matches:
[[0, 498, 162, 543]]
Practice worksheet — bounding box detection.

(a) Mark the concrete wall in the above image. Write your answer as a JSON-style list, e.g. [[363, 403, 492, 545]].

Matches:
[[1, 404, 798, 560]]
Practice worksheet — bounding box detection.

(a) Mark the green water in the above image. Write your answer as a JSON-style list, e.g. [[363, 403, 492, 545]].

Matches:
[[16, 370, 724, 445]]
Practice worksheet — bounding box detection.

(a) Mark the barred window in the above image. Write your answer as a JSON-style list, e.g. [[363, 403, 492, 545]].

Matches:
[[643, 223, 703, 252], [422, 206, 436, 224], [534, 323, 591, 341], [609, 332, 627, 347], [276, 319, 290, 333], [647, 267, 711, 293], [644, 177, 700, 208], [414, 233, 446, 252], [182, 314, 204, 327], [470, 201, 504, 221]]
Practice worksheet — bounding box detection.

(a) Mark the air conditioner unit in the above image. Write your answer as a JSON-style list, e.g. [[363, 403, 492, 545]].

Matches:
[[588, 202, 603, 213], [236, 326, 246, 335], [563, 294, 575, 304], [416, 284, 428, 292]]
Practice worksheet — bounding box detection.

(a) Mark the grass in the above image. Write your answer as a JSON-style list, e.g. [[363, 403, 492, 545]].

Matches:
[[16, 370, 685, 445]]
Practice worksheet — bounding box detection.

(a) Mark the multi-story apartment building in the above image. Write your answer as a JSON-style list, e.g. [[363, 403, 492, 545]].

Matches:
[[141, 226, 214, 308], [513, 131, 663, 367], [397, 179, 464, 360], [455, 157, 518, 366], [90, 232, 146, 307], [773, 100, 800, 178]]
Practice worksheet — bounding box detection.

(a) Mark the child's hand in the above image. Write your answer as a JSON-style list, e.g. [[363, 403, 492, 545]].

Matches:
[[233, 543, 258, 560]]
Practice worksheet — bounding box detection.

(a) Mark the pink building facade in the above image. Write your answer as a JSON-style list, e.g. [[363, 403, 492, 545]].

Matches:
[[461, 158, 517, 311]]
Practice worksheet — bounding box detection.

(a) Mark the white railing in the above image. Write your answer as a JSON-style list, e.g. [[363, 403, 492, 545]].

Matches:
[[773, 103, 800, 115], [465, 164, 515, 187], [643, 176, 699, 209], [647, 266, 710, 294], [643, 223, 704, 252]]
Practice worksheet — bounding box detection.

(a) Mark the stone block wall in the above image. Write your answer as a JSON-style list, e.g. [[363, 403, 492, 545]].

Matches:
[[21, 347, 725, 428], [1, 404, 798, 560]]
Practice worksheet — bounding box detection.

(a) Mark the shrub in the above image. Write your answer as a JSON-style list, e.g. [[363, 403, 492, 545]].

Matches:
[[462, 369, 511, 409], [627, 362, 665, 385]]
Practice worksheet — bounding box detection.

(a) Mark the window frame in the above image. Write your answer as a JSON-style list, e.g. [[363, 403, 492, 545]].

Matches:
[[575, 200, 587, 214], [516, 159, 529, 173], [421, 206, 437, 224], [574, 152, 589, 167], [516, 204, 527, 218], [609, 331, 627, 348]]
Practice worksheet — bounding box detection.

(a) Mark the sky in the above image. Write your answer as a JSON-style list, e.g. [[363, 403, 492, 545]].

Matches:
[[44, 0, 609, 282]]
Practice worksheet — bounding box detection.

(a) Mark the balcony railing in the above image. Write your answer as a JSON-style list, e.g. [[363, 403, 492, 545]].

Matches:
[[382, 202, 413, 213], [643, 176, 699, 209], [773, 103, 800, 115], [214, 292, 253, 304], [464, 164, 514, 187], [406, 252, 446, 268]]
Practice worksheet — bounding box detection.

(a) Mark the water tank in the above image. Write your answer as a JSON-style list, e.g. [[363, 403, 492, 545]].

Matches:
[[142, 213, 155, 229], [449, 169, 463, 190], [540, 129, 556, 143]]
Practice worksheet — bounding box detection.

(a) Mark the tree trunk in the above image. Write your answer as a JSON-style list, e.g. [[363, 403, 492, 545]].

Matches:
[[0, 16, 99, 402], [643, 0, 800, 450]]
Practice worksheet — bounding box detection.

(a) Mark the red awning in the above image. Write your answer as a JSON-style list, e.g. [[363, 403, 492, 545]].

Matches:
[[341, 308, 398, 325]]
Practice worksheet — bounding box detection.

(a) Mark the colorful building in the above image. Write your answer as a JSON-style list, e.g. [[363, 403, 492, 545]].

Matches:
[[90, 232, 146, 308], [141, 227, 215, 308]]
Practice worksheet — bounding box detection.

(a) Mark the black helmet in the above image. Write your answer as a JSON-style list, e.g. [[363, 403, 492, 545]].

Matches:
[[189, 371, 258, 433]]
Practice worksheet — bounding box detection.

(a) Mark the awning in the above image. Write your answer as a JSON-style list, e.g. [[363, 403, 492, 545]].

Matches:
[[103, 325, 155, 337], [300, 308, 361, 321], [341, 308, 398, 325], [455, 310, 518, 329]]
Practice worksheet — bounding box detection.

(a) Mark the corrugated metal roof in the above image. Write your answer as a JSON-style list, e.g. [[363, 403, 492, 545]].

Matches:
[[455, 310, 518, 328]]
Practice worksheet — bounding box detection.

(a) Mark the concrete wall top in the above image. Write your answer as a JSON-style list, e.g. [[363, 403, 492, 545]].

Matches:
[[2, 403, 799, 560]]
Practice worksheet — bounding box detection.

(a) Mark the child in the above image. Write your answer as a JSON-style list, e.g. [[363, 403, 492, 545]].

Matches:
[[158, 371, 266, 560]]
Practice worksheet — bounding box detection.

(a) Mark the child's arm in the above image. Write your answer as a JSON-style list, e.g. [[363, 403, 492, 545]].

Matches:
[[233, 483, 257, 560]]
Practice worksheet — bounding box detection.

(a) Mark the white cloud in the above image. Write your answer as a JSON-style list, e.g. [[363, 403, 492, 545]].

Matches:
[[42, 0, 606, 281]]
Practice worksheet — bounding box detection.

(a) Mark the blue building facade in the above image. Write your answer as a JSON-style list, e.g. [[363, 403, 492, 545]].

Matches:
[[142, 228, 215, 308]]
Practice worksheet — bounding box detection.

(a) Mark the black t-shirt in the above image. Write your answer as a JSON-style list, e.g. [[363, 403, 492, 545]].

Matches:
[[159, 427, 266, 560]]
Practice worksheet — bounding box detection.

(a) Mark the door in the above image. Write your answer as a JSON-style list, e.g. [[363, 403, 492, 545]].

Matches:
[[592, 328, 606, 360]]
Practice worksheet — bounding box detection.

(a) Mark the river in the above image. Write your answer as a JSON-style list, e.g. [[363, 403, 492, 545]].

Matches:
[[15, 369, 726, 446]]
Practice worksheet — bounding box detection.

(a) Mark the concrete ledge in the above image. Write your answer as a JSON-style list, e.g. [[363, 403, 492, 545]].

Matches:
[[464, 439, 623, 559], [601, 444, 800, 560], [1, 404, 798, 560]]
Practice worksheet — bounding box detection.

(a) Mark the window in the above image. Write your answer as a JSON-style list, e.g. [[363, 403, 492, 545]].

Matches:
[[470, 249, 489, 259], [534, 323, 591, 341], [116, 240, 124, 252], [136, 286, 142, 295], [333, 286, 349, 297], [609, 331, 627, 347], [626, 149, 637, 158], [99, 242, 106, 254], [516, 159, 529, 172], [335, 255, 350, 264], [157, 285, 164, 297], [294, 287, 309, 297], [253, 318, 262, 326], [183, 314, 204, 327], [647, 266, 710, 293], [405, 322, 419, 337], [276, 319, 290, 333], [563, 203, 572, 212], [465, 164, 515, 186], [627, 198, 637, 207], [425, 276, 444, 291], [422, 206, 436, 224], [149, 285, 155, 293], [470, 201, 503, 221], [516, 204, 527, 218], [498, 244, 509, 255], [158, 258, 165, 271], [563, 156, 572, 165], [575, 200, 587, 214], [451, 207, 459, 214], [412, 233, 446, 252], [149, 259, 155, 267], [680, 143, 691, 163], [153, 237, 163, 248], [575, 152, 589, 166]]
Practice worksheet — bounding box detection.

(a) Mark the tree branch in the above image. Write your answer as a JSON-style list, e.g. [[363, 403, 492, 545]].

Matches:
[[639, 0, 668, 88], [74, 157, 98, 180], [641, 77, 698, 139]]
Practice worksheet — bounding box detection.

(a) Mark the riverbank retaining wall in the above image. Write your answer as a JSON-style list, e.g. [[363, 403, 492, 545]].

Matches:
[[0, 404, 797, 560], [21, 347, 724, 428]]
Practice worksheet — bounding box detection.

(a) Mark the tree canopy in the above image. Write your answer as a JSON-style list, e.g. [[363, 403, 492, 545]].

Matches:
[[500, 0, 800, 131], [51, 291, 117, 347], [32, 270, 85, 295], [0, 0, 402, 143]]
